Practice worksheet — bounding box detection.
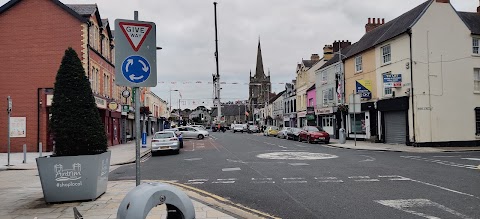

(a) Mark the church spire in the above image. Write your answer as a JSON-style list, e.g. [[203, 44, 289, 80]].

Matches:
[[255, 39, 265, 79]]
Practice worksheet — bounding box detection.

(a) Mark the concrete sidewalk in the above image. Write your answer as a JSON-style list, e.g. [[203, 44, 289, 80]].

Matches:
[[328, 140, 480, 153], [0, 137, 152, 170]]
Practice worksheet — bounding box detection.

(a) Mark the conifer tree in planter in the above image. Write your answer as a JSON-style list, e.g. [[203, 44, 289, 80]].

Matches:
[[36, 48, 111, 203]]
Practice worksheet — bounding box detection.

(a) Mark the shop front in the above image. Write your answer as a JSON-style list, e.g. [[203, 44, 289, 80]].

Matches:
[[316, 107, 337, 138], [377, 96, 409, 145], [297, 111, 306, 128], [346, 102, 377, 141], [306, 107, 316, 126]]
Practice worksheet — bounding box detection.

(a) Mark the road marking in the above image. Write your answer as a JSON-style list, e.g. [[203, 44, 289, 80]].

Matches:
[[378, 175, 412, 181], [432, 155, 460, 158], [252, 181, 276, 184], [217, 178, 237, 181], [257, 152, 338, 160], [295, 144, 307, 148], [252, 178, 273, 181], [401, 156, 477, 170], [348, 176, 370, 179], [212, 181, 235, 184], [252, 178, 275, 184], [197, 146, 205, 148], [355, 179, 380, 182], [315, 177, 338, 180], [318, 180, 344, 183], [289, 163, 310, 166], [461, 158, 480, 161], [222, 167, 241, 172], [185, 182, 205, 185], [409, 179, 480, 199], [284, 181, 307, 184], [184, 158, 203, 161], [278, 145, 288, 149], [375, 199, 473, 219], [188, 179, 208, 182], [283, 177, 305, 180], [359, 155, 376, 162]]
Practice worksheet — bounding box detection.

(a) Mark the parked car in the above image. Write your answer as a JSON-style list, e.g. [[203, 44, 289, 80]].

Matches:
[[151, 131, 180, 154], [190, 125, 206, 130], [287, 128, 302, 141], [233, 124, 246, 133], [164, 128, 183, 148], [298, 126, 330, 144], [264, 126, 279, 136], [178, 126, 209, 139], [248, 125, 259, 133], [277, 127, 291, 139]]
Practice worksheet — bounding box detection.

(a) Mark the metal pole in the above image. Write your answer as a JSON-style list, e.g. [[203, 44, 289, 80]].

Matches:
[[213, 2, 221, 119], [7, 96, 11, 167], [39, 142, 42, 157], [23, 144, 26, 163], [353, 90, 356, 146], [134, 11, 141, 186]]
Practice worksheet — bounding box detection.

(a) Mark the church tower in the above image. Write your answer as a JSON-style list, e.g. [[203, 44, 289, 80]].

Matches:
[[249, 39, 271, 110]]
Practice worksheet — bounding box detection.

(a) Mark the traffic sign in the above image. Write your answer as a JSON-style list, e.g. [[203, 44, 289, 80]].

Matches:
[[115, 19, 157, 87]]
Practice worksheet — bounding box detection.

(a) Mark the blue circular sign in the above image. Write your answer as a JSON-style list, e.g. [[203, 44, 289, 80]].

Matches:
[[121, 55, 151, 83]]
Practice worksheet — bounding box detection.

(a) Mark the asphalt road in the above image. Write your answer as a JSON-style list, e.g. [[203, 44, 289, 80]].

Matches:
[[110, 131, 480, 219]]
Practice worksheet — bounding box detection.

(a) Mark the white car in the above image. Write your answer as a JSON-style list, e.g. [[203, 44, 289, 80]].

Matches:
[[233, 124, 246, 133], [151, 131, 180, 154], [190, 125, 206, 130], [178, 126, 209, 139]]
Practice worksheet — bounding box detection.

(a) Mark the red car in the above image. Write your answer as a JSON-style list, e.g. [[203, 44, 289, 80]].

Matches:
[[298, 126, 330, 144]]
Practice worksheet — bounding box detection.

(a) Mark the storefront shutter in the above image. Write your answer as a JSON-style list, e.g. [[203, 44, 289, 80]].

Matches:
[[385, 111, 406, 144]]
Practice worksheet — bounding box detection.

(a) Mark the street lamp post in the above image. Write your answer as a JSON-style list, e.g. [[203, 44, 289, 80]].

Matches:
[[169, 89, 179, 126]]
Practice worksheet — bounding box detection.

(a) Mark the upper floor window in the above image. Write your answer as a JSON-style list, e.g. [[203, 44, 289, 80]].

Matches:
[[322, 71, 328, 84], [355, 56, 363, 73], [473, 38, 479, 54], [476, 108, 480, 136], [474, 68, 480, 93], [381, 44, 391, 64], [308, 98, 314, 107]]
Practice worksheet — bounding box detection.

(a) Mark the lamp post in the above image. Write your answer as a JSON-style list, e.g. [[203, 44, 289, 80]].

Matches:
[[334, 48, 347, 144], [169, 89, 179, 126]]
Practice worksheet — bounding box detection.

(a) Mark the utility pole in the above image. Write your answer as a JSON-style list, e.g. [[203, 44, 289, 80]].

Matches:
[[213, 2, 221, 122]]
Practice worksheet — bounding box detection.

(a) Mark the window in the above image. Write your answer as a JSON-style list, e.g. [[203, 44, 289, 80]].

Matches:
[[308, 98, 314, 107], [381, 44, 391, 64], [103, 74, 108, 96], [349, 113, 366, 134], [90, 67, 94, 89], [95, 69, 99, 93], [473, 38, 479, 54], [323, 90, 328, 106], [476, 108, 480, 136], [355, 56, 362, 72], [385, 87, 392, 96], [475, 68, 480, 93], [322, 71, 328, 84]]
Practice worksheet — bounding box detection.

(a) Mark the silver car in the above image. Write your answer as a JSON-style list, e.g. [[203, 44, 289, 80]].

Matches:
[[178, 126, 209, 139], [277, 127, 291, 139], [151, 131, 180, 154]]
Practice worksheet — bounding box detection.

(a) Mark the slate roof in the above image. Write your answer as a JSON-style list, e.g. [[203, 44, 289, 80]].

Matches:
[[458, 12, 480, 35], [269, 90, 285, 103], [101, 18, 109, 28], [319, 45, 352, 70], [66, 4, 97, 16], [211, 105, 248, 117], [306, 84, 316, 92], [0, 0, 88, 23], [302, 60, 316, 68], [345, 0, 431, 59]]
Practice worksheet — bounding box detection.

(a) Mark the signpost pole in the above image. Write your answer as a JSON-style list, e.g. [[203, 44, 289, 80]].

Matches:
[[133, 11, 141, 186], [353, 90, 356, 147], [7, 96, 11, 167]]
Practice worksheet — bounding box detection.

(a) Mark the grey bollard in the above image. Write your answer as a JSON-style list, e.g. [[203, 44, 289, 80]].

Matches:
[[339, 128, 346, 144], [39, 142, 42, 157], [117, 182, 195, 219], [23, 144, 27, 163]]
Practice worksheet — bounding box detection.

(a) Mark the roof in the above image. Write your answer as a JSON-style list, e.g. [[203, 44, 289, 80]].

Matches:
[[306, 84, 316, 92], [0, 0, 88, 23], [458, 12, 480, 35], [269, 91, 285, 103], [302, 60, 316, 68], [345, 0, 431, 58], [211, 105, 247, 117], [66, 4, 97, 16], [319, 45, 352, 70]]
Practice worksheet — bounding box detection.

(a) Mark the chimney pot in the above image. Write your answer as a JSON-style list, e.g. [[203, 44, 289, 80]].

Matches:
[[377, 18, 381, 24], [372, 18, 376, 24], [368, 18, 371, 24], [382, 18, 385, 24]]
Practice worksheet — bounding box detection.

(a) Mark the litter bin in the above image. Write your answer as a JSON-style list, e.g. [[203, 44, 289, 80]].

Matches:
[[339, 128, 346, 144]]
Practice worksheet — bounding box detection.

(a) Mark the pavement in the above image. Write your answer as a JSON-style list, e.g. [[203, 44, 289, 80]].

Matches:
[[0, 137, 254, 219], [328, 139, 480, 153]]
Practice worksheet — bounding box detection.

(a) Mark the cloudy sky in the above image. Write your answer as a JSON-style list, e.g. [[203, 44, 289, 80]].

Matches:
[[2, 0, 477, 109]]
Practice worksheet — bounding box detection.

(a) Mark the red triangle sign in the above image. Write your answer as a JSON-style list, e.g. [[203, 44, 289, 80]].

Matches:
[[119, 22, 152, 52]]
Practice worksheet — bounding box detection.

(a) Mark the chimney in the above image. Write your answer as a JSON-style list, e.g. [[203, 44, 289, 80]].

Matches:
[[333, 40, 352, 53], [478, 0, 480, 14], [311, 54, 320, 61], [365, 17, 386, 33], [323, 45, 333, 61]]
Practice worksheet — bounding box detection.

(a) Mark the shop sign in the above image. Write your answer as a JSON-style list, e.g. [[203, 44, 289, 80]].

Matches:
[[108, 101, 118, 111], [95, 96, 107, 109], [289, 113, 296, 118], [297, 111, 307, 117], [306, 107, 315, 115], [383, 74, 402, 88], [128, 113, 135, 120], [315, 107, 333, 115], [10, 117, 26, 137], [356, 80, 372, 100], [306, 114, 315, 121]]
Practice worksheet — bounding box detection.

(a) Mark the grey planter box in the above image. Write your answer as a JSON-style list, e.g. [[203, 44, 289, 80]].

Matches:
[[36, 151, 111, 203]]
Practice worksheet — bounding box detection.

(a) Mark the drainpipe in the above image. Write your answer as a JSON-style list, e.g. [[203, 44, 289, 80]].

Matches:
[[37, 88, 41, 152], [87, 21, 92, 78], [408, 29, 416, 144]]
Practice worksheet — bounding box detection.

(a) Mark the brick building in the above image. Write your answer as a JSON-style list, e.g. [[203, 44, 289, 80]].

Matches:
[[0, 0, 124, 152]]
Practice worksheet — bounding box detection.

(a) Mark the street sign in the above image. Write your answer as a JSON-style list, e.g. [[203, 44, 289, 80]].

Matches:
[[348, 93, 361, 113], [7, 96, 12, 112], [122, 90, 131, 98], [115, 19, 157, 87], [108, 101, 118, 111]]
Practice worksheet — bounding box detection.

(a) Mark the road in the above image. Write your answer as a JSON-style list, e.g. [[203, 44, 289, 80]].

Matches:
[[110, 131, 480, 219]]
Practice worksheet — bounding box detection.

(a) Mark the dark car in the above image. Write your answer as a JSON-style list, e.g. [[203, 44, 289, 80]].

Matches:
[[298, 126, 330, 144], [286, 127, 302, 141]]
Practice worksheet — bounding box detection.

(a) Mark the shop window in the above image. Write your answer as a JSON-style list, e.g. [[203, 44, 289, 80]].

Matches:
[[349, 113, 366, 134]]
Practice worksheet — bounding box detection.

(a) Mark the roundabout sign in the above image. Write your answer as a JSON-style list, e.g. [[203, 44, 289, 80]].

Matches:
[[256, 152, 338, 160]]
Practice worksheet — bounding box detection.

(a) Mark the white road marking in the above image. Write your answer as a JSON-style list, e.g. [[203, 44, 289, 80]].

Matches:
[[252, 181, 276, 184], [185, 182, 205, 185], [252, 178, 275, 184], [212, 181, 235, 184], [378, 175, 402, 178], [432, 155, 460, 158], [289, 163, 310, 166], [315, 177, 338, 180], [375, 199, 473, 219], [355, 179, 380, 182], [295, 144, 308, 148], [252, 178, 273, 181], [348, 176, 370, 179], [318, 180, 344, 183], [389, 178, 411, 181], [401, 156, 477, 170], [359, 155, 376, 162], [257, 152, 338, 160], [461, 158, 480, 161], [222, 167, 241, 172], [278, 145, 288, 149], [197, 146, 205, 148], [188, 179, 208, 182], [284, 181, 307, 184], [184, 158, 203, 161], [283, 177, 305, 180], [409, 179, 480, 199], [217, 178, 237, 181]]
